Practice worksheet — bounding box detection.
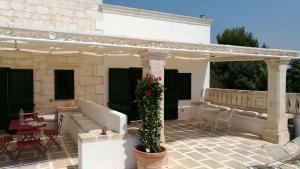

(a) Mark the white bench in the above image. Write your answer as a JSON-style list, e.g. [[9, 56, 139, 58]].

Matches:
[[58, 98, 139, 169], [195, 102, 294, 136]]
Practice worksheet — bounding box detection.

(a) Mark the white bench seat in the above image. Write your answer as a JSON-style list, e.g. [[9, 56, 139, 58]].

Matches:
[[70, 114, 102, 133]]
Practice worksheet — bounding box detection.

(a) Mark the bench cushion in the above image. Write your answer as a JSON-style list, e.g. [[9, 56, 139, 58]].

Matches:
[[238, 110, 259, 117], [257, 113, 267, 120]]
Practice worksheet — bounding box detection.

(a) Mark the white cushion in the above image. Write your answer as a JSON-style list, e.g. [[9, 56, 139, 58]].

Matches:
[[257, 113, 267, 120], [237, 110, 259, 117], [215, 105, 231, 111]]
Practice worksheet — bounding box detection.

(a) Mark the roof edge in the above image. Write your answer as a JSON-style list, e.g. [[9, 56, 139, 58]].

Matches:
[[101, 4, 212, 26]]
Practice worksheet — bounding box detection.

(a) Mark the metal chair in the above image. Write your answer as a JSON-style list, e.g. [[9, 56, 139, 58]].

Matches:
[[44, 114, 63, 151], [15, 128, 45, 160], [214, 108, 233, 131], [0, 135, 14, 160]]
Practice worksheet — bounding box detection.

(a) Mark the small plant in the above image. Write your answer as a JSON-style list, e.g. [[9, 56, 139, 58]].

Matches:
[[135, 73, 164, 153]]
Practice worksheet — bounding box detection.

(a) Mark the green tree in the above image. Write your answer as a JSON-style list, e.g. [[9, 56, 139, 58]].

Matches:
[[211, 27, 267, 90], [287, 60, 300, 93]]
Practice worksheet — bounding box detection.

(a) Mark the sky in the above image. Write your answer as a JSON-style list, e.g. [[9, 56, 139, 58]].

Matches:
[[103, 0, 300, 51]]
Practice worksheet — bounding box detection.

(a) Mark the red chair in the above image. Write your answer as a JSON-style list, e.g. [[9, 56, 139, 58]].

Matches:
[[44, 114, 63, 151], [0, 135, 14, 160], [15, 128, 45, 160]]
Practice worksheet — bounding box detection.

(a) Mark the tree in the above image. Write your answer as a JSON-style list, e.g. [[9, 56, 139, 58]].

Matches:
[[211, 27, 267, 91], [216, 27, 259, 47], [287, 60, 300, 93]]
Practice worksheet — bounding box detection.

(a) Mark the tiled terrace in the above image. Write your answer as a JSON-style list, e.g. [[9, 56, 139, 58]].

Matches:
[[164, 120, 298, 169], [0, 135, 78, 169], [0, 120, 298, 169]]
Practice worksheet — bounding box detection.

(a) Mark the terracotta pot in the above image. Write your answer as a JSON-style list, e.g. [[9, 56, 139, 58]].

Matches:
[[134, 146, 167, 169]]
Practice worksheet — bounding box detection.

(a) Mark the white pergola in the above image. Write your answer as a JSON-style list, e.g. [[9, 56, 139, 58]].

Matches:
[[1, 27, 299, 144]]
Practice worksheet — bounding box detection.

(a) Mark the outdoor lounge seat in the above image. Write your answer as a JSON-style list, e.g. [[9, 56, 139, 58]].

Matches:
[[259, 137, 300, 168]]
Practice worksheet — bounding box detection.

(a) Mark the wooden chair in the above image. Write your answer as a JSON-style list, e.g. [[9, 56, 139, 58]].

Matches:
[[44, 114, 64, 151], [0, 135, 14, 160], [15, 128, 45, 160]]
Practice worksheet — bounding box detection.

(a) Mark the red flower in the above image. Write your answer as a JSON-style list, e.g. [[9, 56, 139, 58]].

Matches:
[[158, 76, 162, 81], [147, 75, 154, 84], [146, 89, 152, 96]]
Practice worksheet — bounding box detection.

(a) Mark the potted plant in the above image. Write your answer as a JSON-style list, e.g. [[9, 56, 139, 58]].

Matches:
[[134, 73, 167, 169]]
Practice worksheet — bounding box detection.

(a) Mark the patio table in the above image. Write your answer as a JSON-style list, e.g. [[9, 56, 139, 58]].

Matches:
[[202, 107, 221, 130], [8, 117, 47, 131]]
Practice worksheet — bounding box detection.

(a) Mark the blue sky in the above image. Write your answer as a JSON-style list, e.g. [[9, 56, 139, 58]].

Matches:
[[103, 0, 300, 51]]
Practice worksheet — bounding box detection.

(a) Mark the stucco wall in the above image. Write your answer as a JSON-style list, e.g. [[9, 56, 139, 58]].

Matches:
[[0, 0, 103, 33], [0, 51, 105, 114], [102, 11, 211, 44]]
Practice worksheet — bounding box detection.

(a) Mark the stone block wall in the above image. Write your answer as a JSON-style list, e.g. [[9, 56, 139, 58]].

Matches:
[[0, 51, 105, 114], [0, 0, 103, 34]]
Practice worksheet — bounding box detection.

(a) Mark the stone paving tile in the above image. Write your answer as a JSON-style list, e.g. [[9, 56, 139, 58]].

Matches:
[[206, 152, 229, 161], [200, 159, 224, 168], [186, 152, 207, 161], [224, 160, 248, 169], [211, 146, 232, 154], [168, 151, 186, 160], [178, 158, 201, 168]]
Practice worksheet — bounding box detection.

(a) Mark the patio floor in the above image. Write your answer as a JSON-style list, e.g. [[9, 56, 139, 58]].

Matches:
[[0, 134, 78, 169], [164, 120, 298, 169], [0, 120, 298, 169]]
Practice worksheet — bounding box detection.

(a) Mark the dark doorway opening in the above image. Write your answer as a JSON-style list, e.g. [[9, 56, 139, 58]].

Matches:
[[108, 68, 143, 123], [0, 68, 34, 131], [164, 69, 179, 120], [109, 68, 184, 122]]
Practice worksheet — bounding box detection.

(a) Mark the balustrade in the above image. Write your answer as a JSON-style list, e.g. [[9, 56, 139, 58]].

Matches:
[[202, 88, 300, 114]]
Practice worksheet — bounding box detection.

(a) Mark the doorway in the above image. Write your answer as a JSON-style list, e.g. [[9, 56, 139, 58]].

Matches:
[[0, 68, 34, 130], [108, 68, 179, 122]]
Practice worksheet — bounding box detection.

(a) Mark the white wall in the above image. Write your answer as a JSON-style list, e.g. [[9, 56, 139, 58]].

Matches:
[[102, 12, 211, 44], [79, 134, 139, 169], [102, 55, 210, 119], [79, 98, 127, 134]]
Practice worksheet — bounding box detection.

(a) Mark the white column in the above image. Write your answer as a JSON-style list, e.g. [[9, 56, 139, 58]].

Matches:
[[140, 49, 167, 143], [263, 59, 290, 145]]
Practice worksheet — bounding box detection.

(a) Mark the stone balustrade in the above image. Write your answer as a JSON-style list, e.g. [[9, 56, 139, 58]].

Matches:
[[202, 88, 300, 114], [287, 93, 300, 114]]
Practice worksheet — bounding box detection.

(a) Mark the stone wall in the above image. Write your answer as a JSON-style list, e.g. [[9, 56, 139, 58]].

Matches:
[[0, 51, 105, 114], [0, 0, 103, 34]]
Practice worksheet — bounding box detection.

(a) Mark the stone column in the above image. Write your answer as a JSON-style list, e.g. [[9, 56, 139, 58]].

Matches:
[[263, 59, 290, 145], [140, 49, 167, 143]]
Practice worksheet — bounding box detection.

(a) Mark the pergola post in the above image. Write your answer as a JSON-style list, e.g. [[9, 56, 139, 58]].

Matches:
[[140, 50, 167, 143], [263, 59, 290, 145]]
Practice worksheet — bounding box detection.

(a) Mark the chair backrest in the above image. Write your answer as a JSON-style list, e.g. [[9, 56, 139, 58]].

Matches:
[[228, 109, 235, 120], [57, 114, 64, 133]]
